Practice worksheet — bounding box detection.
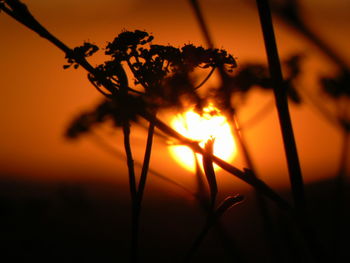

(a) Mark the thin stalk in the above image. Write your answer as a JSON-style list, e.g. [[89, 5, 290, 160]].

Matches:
[[137, 122, 155, 204], [184, 195, 244, 262], [123, 124, 137, 201], [130, 122, 155, 263], [295, 22, 348, 71], [189, 0, 214, 49], [183, 219, 212, 263], [256, 1, 332, 262], [298, 85, 341, 128], [89, 131, 196, 198], [239, 98, 275, 130], [194, 66, 216, 90], [272, 0, 349, 72], [255, 0, 305, 212], [192, 155, 244, 262], [0, 2, 117, 96], [231, 114, 279, 263], [122, 122, 138, 263]]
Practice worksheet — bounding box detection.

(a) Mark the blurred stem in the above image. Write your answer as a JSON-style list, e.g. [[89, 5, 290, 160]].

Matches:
[[239, 98, 275, 130], [184, 218, 213, 262], [189, 0, 214, 49], [275, 2, 349, 72], [231, 114, 279, 262], [295, 23, 348, 71], [298, 86, 341, 127], [333, 127, 349, 260], [193, 156, 244, 262], [255, 0, 305, 212], [184, 195, 244, 262]]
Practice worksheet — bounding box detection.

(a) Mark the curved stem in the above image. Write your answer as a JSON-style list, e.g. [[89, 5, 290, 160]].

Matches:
[[194, 66, 216, 90]]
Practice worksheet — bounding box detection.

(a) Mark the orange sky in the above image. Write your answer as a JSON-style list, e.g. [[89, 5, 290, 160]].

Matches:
[[0, 0, 349, 192]]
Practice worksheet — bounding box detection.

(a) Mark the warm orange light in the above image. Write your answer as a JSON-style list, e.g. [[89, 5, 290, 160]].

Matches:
[[168, 104, 237, 172]]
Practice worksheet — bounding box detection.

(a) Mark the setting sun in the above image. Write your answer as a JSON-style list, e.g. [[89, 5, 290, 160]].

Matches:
[[168, 104, 237, 172]]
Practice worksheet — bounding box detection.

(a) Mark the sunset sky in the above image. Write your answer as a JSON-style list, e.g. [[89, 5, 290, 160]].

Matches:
[[0, 0, 349, 193]]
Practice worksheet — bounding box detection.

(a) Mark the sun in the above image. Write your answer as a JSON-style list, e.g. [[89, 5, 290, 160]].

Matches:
[[168, 103, 237, 172]]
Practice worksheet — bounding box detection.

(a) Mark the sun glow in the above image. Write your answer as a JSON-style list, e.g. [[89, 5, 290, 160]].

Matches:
[[169, 104, 237, 172]]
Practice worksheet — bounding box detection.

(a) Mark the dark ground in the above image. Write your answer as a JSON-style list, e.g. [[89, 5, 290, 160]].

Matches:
[[0, 173, 349, 262]]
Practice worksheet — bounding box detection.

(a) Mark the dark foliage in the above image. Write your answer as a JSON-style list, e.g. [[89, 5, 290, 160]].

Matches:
[[212, 54, 304, 112], [66, 96, 144, 139], [321, 71, 350, 99]]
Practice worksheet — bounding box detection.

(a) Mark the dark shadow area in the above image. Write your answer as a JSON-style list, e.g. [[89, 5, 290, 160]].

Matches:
[[0, 173, 348, 262]]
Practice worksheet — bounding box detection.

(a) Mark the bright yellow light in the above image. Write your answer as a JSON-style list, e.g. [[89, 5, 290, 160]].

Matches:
[[168, 104, 237, 172]]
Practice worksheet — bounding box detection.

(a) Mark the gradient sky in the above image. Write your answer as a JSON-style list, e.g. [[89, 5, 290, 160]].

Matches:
[[0, 0, 349, 192]]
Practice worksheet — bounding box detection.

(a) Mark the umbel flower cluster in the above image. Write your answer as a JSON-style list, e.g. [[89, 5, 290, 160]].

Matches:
[[65, 30, 309, 139], [66, 30, 237, 138]]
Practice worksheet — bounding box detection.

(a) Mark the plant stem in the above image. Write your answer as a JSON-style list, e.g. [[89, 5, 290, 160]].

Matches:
[[123, 124, 137, 203], [255, 0, 305, 212], [137, 122, 155, 204], [231, 115, 279, 262], [273, 0, 349, 72], [183, 219, 212, 262], [89, 131, 196, 198], [189, 2, 279, 260], [122, 122, 138, 263], [142, 111, 290, 209], [332, 129, 349, 260], [189, 0, 214, 49], [128, 122, 155, 263], [184, 195, 244, 262], [255, 2, 333, 262]]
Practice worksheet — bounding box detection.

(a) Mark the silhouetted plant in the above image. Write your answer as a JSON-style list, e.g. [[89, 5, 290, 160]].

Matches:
[[2, 0, 349, 262]]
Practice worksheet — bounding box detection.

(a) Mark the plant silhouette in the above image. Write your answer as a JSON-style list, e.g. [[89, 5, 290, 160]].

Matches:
[[1, 0, 349, 262]]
